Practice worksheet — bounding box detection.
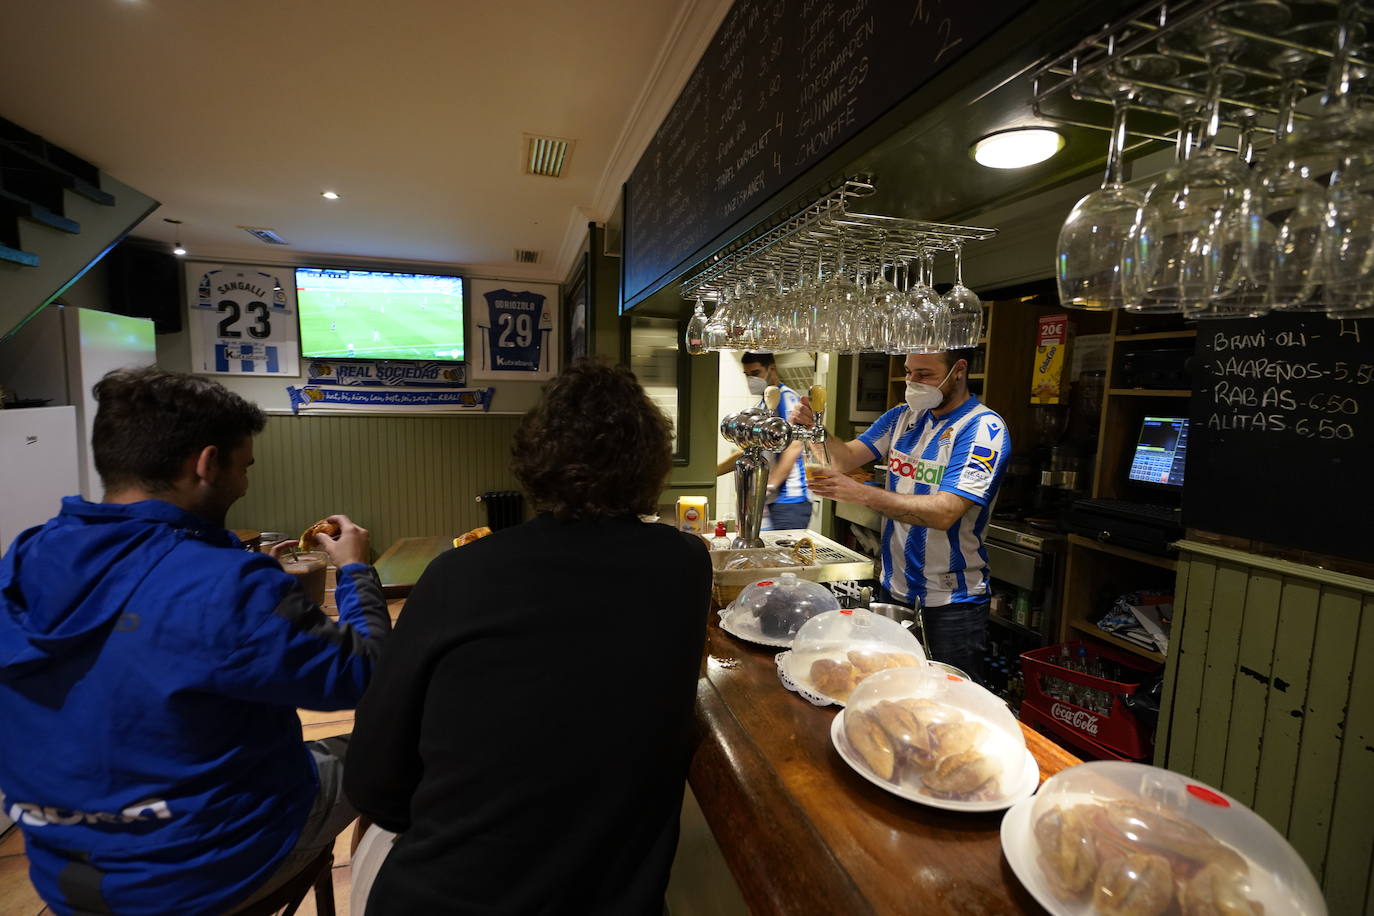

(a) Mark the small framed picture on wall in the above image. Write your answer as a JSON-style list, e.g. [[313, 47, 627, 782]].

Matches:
[[565, 250, 592, 363]]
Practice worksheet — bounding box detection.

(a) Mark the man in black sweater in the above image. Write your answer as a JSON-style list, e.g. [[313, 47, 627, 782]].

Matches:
[[345, 360, 713, 914]]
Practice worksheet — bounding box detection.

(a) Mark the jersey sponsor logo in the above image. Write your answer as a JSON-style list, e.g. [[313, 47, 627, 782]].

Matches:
[[3, 796, 173, 827], [890, 455, 945, 483], [967, 444, 998, 475]]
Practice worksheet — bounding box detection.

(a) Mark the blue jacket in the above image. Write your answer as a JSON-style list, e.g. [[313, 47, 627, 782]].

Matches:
[[0, 497, 389, 915]]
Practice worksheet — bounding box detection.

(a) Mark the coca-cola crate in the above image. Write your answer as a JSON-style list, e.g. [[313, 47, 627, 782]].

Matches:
[[1019, 641, 1161, 760], [1020, 703, 1146, 762]]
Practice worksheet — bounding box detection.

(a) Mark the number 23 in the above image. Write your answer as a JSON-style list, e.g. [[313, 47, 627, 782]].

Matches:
[[216, 300, 271, 339]]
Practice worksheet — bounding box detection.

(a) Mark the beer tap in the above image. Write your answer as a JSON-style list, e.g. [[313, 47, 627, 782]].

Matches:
[[719, 383, 832, 549]]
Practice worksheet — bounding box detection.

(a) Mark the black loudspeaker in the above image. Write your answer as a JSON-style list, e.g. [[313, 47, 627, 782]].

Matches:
[[104, 240, 182, 334]]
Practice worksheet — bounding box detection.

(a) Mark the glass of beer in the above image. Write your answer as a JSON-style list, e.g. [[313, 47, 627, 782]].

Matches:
[[279, 550, 328, 606], [802, 439, 834, 483]]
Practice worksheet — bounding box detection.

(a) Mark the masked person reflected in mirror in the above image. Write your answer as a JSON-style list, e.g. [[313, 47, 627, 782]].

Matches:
[[790, 349, 1010, 685], [715, 352, 812, 532]]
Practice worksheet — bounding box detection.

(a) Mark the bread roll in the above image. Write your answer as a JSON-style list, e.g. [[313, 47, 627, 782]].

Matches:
[[454, 526, 492, 547], [298, 519, 340, 550]]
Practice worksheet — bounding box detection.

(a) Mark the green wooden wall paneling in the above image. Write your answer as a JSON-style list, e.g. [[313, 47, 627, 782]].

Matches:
[[227, 415, 526, 559], [1221, 569, 1282, 808], [1288, 588, 1363, 883], [1191, 561, 1249, 788], [1253, 578, 1320, 835], [1323, 592, 1374, 913], [1153, 557, 1190, 767], [1166, 558, 1217, 774], [1162, 543, 1374, 906]]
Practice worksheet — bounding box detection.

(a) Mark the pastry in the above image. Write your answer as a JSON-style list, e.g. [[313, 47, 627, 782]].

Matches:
[[844, 710, 896, 781], [920, 748, 999, 798], [298, 518, 340, 550], [1179, 862, 1262, 915], [847, 649, 919, 676], [1103, 804, 1246, 874], [810, 658, 857, 700], [1035, 804, 1099, 897], [1092, 853, 1175, 916], [454, 526, 492, 547], [871, 700, 927, 753]]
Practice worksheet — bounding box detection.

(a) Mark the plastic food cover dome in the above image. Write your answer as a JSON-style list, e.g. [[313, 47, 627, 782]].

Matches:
[[837, 666, 1032, 808], [785, 608, 926, 703], [720, 572, 840, 646], [1020, 761, 1325, 915]]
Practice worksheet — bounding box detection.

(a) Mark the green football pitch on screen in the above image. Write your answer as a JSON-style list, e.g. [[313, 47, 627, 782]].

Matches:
[[297, 284, 464, 362]]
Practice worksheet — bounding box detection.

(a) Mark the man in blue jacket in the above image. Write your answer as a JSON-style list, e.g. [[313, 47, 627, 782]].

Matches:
[[0, 367, 390, 915]]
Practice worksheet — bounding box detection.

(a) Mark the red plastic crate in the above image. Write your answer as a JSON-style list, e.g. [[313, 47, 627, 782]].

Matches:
[[1020, 703, 1147, 762], [1019, 641, 1161, 759]]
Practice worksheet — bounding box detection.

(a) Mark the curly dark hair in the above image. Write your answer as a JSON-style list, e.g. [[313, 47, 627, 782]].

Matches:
[[92, 367, 266, 492], [511, 359, 673, 521]]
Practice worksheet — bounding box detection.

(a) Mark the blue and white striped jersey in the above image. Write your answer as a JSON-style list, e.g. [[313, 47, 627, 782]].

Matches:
[[858, 397, 1011, 607], [762, 384, 808, 504]]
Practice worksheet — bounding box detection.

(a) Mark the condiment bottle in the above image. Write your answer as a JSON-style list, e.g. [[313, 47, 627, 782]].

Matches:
[[710, 521, 731, 550]]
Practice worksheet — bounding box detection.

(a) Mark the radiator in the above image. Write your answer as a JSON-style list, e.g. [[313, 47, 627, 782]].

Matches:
[[477, 490, 524, 530]]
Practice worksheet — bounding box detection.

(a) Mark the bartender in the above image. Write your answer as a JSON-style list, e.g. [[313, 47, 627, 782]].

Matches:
[[715, 352, 812, 531], [791, 349, 1009, 682]]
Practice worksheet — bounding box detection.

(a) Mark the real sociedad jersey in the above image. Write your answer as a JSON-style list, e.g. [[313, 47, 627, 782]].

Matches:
[[763, 384, 808, 504], [858, 397, 1011, 607], [482, 289, 548, 372]]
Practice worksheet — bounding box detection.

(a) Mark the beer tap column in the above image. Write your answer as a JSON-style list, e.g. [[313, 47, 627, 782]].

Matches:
[[719, 384, 831, 550]]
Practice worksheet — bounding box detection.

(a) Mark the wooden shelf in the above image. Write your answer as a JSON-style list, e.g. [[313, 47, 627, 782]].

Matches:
[[1107, 389, 1191, 398], [1112, 330, 1197, 342], [989, 612, 1043, 641], [1066, 534, 1177, 570], [1069, 620, 1166, 665]]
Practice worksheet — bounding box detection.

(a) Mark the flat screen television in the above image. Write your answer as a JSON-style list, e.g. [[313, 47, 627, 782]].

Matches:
[[296, 267, 465, 361], [1126, 415, 1189, 489]]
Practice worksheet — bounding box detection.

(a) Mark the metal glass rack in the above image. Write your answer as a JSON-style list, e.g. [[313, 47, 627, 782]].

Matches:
[[1030, 0, 1369, 150], [679, 178, 997, 302]]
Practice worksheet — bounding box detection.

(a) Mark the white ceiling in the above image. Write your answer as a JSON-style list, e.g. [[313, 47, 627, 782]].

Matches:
[[0, 0, 733, 283]]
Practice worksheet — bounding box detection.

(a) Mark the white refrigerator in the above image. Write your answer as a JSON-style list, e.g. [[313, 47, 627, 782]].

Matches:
[[0, 306, 156, 500], [0, 406, 80, 555]]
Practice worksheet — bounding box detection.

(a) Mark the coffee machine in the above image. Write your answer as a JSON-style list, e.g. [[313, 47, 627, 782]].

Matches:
[[720, 384, 830, 548]]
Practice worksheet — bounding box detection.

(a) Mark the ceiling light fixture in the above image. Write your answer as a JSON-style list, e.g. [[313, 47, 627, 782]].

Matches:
[[321, 190, 340, 200], [970, 128, 1065, 169], [164, 217, 186, 256]]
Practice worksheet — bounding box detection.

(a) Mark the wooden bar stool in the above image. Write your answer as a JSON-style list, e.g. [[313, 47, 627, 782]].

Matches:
[[231, 848, 335, 916]]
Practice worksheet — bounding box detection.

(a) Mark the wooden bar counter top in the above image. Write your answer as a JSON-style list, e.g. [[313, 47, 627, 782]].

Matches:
[[690, 617, 1079, 916]]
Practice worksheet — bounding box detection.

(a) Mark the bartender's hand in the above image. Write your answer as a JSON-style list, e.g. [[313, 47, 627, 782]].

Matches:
[[808, 471, 871, 505], [789, 396, 816, 427], [312, 514, 371, 567]]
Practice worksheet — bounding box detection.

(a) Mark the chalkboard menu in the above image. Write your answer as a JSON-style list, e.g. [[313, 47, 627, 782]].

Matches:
[[622, 0, 1028, 309], [1186, 313, 1373, 562]]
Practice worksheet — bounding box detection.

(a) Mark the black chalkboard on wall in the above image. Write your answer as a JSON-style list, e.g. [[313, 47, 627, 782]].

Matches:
[[622, 0, 1028, 310], [1186, 313, 1373, 562]]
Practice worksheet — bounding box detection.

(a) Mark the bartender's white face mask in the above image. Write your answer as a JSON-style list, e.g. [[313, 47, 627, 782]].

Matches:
[[904, 364, 955, 413], [747, 375, 768, 396]]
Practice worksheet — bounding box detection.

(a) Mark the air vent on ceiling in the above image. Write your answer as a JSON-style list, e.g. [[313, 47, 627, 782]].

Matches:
[[514, 249, 541, 264], [238, 226, 290, 245], [523, 134, 573, 178]]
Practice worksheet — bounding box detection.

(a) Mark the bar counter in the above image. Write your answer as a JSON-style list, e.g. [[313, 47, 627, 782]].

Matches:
[[690, 617, 1079, 916]]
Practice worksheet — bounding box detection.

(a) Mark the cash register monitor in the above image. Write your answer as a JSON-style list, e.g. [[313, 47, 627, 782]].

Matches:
[[1126, 415, 1188, 492]]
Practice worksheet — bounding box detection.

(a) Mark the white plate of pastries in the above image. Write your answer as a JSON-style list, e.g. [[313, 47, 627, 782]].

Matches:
[[828, 668, 1038, 813], [1001, 761, 1327, 916]]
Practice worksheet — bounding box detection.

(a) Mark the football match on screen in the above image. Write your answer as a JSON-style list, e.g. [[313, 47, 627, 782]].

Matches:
[[296, 268, 465, 362]]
